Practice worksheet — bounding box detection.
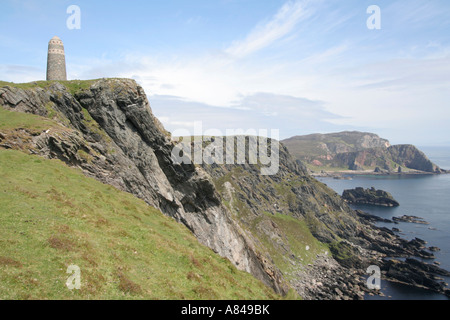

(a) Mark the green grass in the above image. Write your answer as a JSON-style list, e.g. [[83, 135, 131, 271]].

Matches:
[[0, 149, 280, 300], [0, 80, 55, 91], [283, 140, 330, 159], [59, 80, 98, 95], [257, 212, 329, 276], [0, 79, 104, 96], [0, 106, 62, 133]]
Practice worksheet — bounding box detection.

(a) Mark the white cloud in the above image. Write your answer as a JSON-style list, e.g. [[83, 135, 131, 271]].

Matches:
[[68, 1, 320, 108], [150, 92, 349, 140], [225, 0, 310, 58], [17, 0, 447, 146], [0, 65, 44, 83], [319, 54, 450, 134]]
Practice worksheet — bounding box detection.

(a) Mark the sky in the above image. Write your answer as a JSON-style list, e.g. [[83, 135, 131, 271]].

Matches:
[[1, 0, 450, 146]]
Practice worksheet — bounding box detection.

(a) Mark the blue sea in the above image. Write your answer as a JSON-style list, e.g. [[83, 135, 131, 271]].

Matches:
[[317, 147, 450, 300]]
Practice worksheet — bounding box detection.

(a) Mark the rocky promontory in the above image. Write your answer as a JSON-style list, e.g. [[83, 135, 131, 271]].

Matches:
[[2, 79, 449, 300], [282, 131, 446, 174], [342, 187, 400, 207]]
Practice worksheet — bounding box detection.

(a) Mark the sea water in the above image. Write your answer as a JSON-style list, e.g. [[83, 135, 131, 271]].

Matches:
[[316, 147, 450, 300]]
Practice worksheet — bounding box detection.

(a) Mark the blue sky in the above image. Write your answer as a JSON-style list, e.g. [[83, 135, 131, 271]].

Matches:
[[1, 0, 450, 145]]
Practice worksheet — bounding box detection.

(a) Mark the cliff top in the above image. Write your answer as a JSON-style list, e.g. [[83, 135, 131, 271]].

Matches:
[[0, 78, 131, 95]]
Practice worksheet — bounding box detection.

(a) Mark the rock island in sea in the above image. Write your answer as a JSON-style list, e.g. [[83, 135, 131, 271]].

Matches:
[[342, 187, 400, 207]]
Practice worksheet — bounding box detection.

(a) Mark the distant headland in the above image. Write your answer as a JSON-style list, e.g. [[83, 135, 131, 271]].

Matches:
[[282, 131, 448, 177]]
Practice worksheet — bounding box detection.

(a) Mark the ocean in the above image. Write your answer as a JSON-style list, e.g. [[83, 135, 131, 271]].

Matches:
[[317, 147, 450, 300]]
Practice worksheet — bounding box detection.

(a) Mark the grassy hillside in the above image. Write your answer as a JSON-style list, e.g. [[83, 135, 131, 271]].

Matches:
[[0, 105, 60, 132], [282, 132, 381, 159], [0, 149, 280, 300]]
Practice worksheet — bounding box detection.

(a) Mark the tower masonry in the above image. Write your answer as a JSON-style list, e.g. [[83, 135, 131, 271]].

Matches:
[[46, 36, 67, 81]]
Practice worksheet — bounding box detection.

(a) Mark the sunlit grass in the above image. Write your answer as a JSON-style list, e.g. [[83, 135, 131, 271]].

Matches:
[[0, 149, 280, 300]]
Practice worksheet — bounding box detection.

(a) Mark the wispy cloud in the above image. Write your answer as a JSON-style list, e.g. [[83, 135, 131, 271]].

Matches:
[[350, 55, 450, 90], [0, 64, 43, 83], [387, 0, 450, 26], [225, 0, 310, 58], [150, 92, 348, 139], [3, 0, 446, 145]]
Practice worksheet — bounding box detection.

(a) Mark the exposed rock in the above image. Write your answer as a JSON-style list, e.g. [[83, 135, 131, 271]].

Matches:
[[382, 258, 450, 296], [282, 131, 443, 174], [355, 209, 393, 223], [349, 163, 364, 171], [342, 187, 400, 207], [0, 79, 288, 295], [392, 215, 429, 225], [2, 79, 449, 300], [389, 144, 444, 173], [374, 166, 389, 174], [290, 254, 365, 300]]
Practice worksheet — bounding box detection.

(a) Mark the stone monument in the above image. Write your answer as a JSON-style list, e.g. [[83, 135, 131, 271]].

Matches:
[[46, 36, 67, 81]]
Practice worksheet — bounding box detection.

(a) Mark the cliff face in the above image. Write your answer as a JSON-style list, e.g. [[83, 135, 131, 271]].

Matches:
[[186, 134, 450, 298], [282, 132, 443, 173], [282, 131, 390, 162], [2, 79, 449, 299], [0, 79, 286, 294], [175, 136, 373, 299], [388, 144, 440, 173]]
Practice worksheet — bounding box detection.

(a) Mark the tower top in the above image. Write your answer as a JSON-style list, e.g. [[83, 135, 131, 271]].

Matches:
[[50, 35, 62, 42], [46, 36, 67, 81]]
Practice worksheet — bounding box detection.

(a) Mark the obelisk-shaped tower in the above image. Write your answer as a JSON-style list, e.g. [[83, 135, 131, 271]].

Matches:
[[46, 36, 67, 81]]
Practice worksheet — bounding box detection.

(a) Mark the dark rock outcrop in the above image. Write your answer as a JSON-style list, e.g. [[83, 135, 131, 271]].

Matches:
[[389, 144, 443, 173], [382, 258, 450, 297], [355, 210, 393, 223], [392, 215, 429, 225], [342, 187, 400, 207]]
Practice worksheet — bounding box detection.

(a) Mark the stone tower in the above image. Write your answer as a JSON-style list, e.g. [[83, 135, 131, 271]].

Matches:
[[46, 36, 67, 81]]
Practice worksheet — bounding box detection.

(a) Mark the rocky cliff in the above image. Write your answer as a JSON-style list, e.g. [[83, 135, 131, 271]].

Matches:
[[1, 79, 449, 299], [0, 79, 287, 294], [282, 132, 444, 173], [388, 144, 441, 173], [183, 135, 450, 298]]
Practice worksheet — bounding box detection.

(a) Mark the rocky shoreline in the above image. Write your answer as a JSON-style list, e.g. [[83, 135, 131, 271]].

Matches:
[[354, 212, 450, 298], [290, 253, 366, 300], [311, 169, 448, 178], [292, 209, 450, 300]]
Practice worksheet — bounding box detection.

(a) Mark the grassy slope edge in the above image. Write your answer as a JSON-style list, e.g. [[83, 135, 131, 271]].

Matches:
[[0, 105, 280, 300], [0, 149, 280, 300]]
